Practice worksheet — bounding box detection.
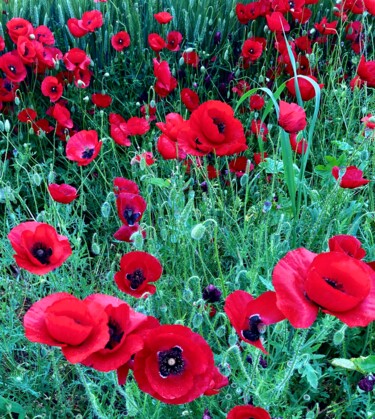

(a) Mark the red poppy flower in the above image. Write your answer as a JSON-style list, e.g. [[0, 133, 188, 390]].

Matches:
[[157, 134, 186, 160], [166, 31, 183, 51], [34, 25, 55, 45], [266, 12, 290, 32], [177, 100, 247, 156], [148, 33, 166, 52], [227, 405, 271, 419], [273, 249, 375, 327], [6, 18, 33, 44], [116, 192, 147, 226], [182, 50, 199, 67], [154, 11, 173, 24], [16, 36, 42, 64], [332, 166, 370, 188], [80, 10, 103, 32], [113, 177, 139, 196], [0, 51, 27, 83], [156, 112, 184, 140], [153, 59, 177, 97], [63, 48, 90, 71], [289, 133, 308, 154], [236, 4, 251, 24], [225, 291, 285, 353], [181, 88, 200, 112], [204, 366, 229, 396], [23, 292, 109, 363], [133, 325, 216, 404], [31, 119, 54, 136], [0, 78, 18, 103], [109, 113, 149, 146], [232, 80, 251, 97], [67, 18, 88, 38], [41, 76, 63, 102], [365, 0, 375, 14], [286, 75, 323, 101], [131, 151, 156, 166], [18, 108, 37, 123], [253, 152, 268, 165], [66, 130, 102, 166], [0, 36, 5, 52], [114, 251, 163, 298], [241, 38, 264, 61], [278, 101, 306, 133], [48, 184, 78, 204], [249, 94, 265, 110], [51, 103, 73, 129], [114, 224, 146, 242], [328, 235, 366, 260], [228, 157, 254, 177], [8, 221, 72, 275], [92, 93, 112, 108], [111, 31, 131, 51], [81, 294, 160, 372], [357, 56, 375, 88], [314, 17, 338, 35]]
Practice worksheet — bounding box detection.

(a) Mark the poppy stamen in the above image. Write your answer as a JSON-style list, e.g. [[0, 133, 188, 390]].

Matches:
[[324, 277, 344, 292], [105, 319, 124, 350], [123, 208, 141, 225], [9, 65, 16, 74], [242, 314, 266, 342], [81, 148, 95, 159], [31, 242, 53, 265], [213, 118, 226, 133], [158, 346, 185, 378], [126, 268, 145, 290]]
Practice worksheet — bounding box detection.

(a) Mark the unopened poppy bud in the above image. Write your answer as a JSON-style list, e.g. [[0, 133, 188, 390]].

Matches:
[[104, 72, 110, 77], [29, 34, 35, 40], [333, 329, 345, 345], [47, 171, 56, 183], [179, 57, 185, 66], [258, 75, 264, 83], [77, 80, 86, 88], [130, 230, 144, 250], [0, 121, 4, 132], [32, 173, 42, 186], [101, 201, 111, 218], [200, 66, 206, 73], [4, 119, 11, 133], [14, 97, 20, 106], [150, 99, 156, 107], [91, 242, 101, 255], [83, 96, 90, 102], [191, 223, 206, 240], [224, 49, 229, 60]]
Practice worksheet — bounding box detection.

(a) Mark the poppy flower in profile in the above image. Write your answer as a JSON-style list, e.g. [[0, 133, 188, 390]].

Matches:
[[116, 192, 147, 226], [249, 94, 265, 110], [18, 108, 37, 123], [224, 291, 285, 353], [227, 404, 271, 419], [66, 130, 102, 166], [51, 103, 73, 129], [228, 156, 254, 177], [328, 235, 366, 260], [266, 12, 290, 32], [332, 166, 370, 189], [0, 51, 27, 83], [148, 33, 166, 52], [272, 249, 375, 328], [131, 151, 156, 166], [6, 17, 33, 44], [114, 224, 146, 242], [182, 50, 199, 67], [166, 31, 183, 52], [63, 48, 91, 71], [8, 221, 72, 275], [289, 133, 308, 154], [67, 18, 89, 38], [204, 366, 229, 396], [80, 294, 160, 372], [92, 93, 112, 108], [178, 100, 247, 156], [23, 292, 109, 363], [133, 324, 217, 404], [356, 56, 375, 88], [314, 17, 338, 35], [181, 88, 200, 112], [154, 11, 173, 24], [113, 177, 139, 196], [153, 59, 177, 97], [48, 184, 78, 204], [115, 251, 163, 298], [286, 75, 323, 101], [41, 76, 64, 102], [278, 101, 306, 133], [253, 152, 268, 165], [111, 31, 131, 51]]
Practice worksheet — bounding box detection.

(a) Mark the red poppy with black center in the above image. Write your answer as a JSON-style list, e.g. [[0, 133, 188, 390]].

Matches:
[[66, 130, 102, 166], [48, 184, 78, 204], [34, 25, 55, 45], [226, 404, 271, 419], [0, 51, 27, 83], [92, 93, 112, 108], [115, 251, 163, 298], [111, 31, 131, 51], [80, 294, 160, 372], [224, 291, 285, 353], [16, 36, 42, 64], [148, 33, 167, 52], [166, 31, 183, 52], [328, 235, 366, 260], [278, 100, 307, 133], [116, 192, 147, 226], [23, 292, 109, 363], [241, 38, 264, 61], [113, 177, 139, 196], [332, 165, 370, 189], [6, 17, 34, 43], [273, 249, 375, 327], [154, 11, 173, 24], [18, 108, 37, 123], [80, 10, 103, 32], [133, 324, 217, 404], [8, 221, 72, 275], [180, 88, 200, 112], [41, 76, 63, 102], [177, 100, 247, 156]]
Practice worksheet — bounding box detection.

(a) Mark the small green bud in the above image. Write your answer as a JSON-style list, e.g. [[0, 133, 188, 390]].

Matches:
[[191, 223, 206, 240]]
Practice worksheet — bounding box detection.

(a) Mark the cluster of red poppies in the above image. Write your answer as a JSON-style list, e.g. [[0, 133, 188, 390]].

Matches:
[[225, 234, 375, 354]]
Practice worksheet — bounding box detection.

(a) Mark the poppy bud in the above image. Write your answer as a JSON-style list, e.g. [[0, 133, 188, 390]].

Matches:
[[191, 223, 206, 240]]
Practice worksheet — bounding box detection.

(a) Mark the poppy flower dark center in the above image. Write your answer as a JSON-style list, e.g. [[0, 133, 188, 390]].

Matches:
[[242, 314, 266, 342], [324, 277, 344, 292], [9, 65, 16, 74], [31, 242, 53, 265], [126, 269, 145, 290], [82, 148, 95, 159], [213, 118, 226, 133], [123, 208, 141, 225], [105, 319, 124, 350], [158, 346, 185, 378], [51, 86, 57, 92], [249, 48, 254, 54], [118, 39, 123, 44]]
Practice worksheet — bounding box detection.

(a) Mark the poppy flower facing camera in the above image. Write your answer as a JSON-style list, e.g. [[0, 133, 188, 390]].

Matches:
[[66, 130, 102, 166], [8, 222, 72, 275]]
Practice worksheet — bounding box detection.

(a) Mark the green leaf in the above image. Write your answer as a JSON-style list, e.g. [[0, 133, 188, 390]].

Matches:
[[331, 358, 357, 371], [352, 356, 375, 374], [147, 178, 171, 188], [0, 396, 26, 418]]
